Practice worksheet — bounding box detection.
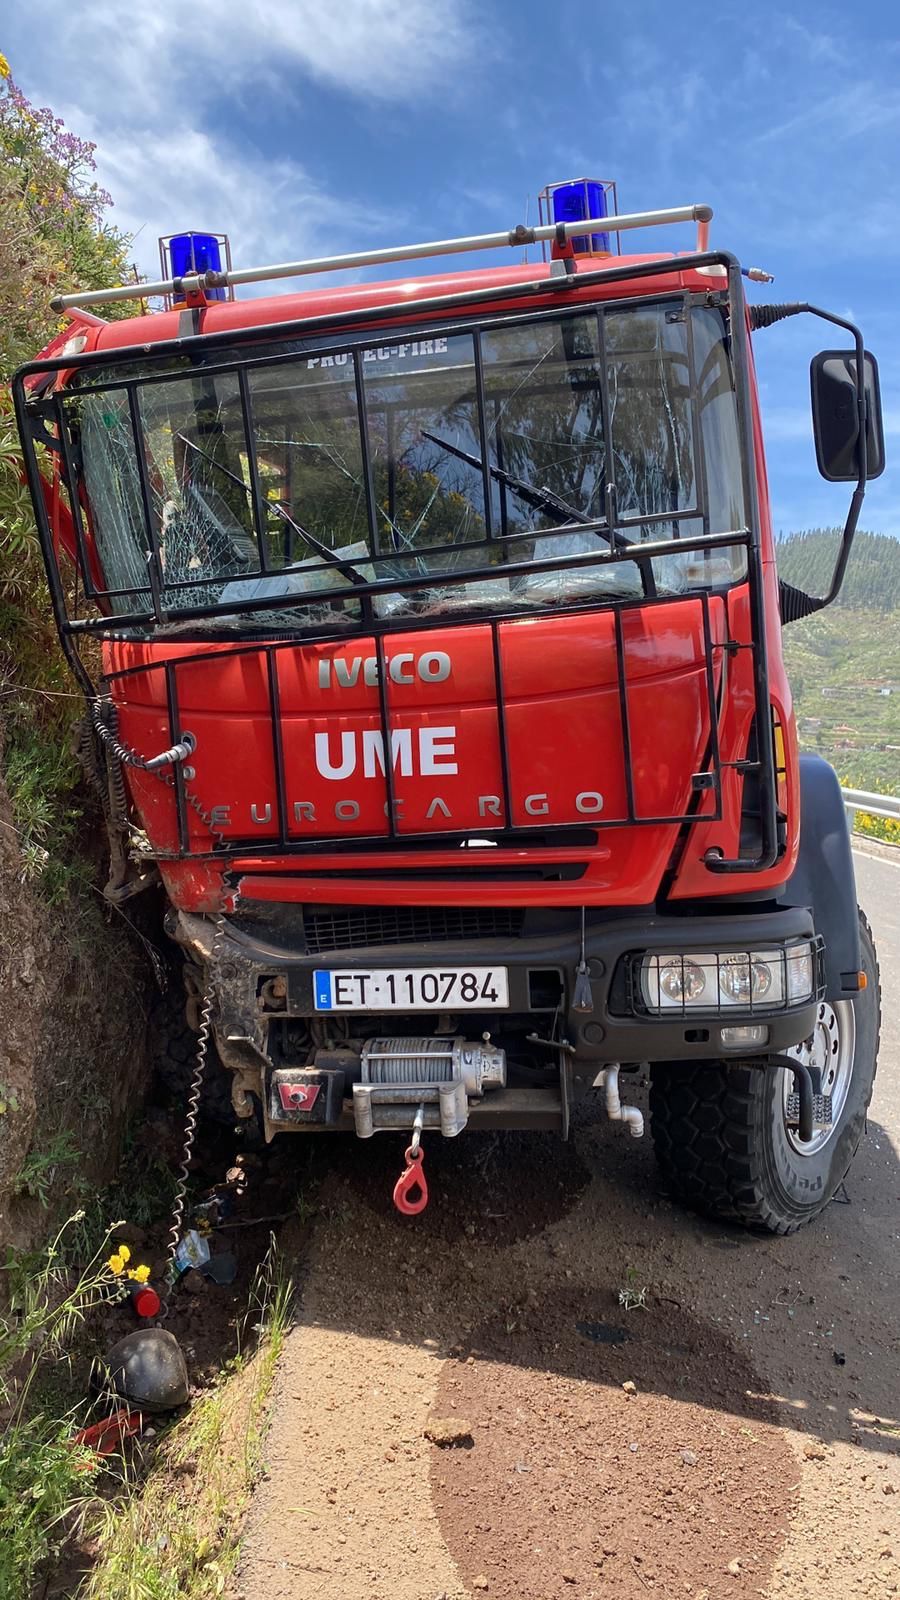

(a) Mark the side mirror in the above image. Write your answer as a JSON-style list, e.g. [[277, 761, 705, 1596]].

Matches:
[[810, 349, 885, 482]]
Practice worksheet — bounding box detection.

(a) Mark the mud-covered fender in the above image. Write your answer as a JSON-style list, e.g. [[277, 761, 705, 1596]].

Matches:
[[778, 754, 861, 999]]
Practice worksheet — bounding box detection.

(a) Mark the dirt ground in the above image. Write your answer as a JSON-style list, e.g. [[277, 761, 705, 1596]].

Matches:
[[223, 849, 900, 1600]]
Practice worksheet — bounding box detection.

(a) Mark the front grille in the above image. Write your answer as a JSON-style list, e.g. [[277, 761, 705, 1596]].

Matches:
[[303, 905, 526, 954]]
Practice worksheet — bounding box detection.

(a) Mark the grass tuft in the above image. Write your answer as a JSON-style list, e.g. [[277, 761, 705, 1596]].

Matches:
[[11, 1132, 81, 1209], [81, 1237, 294, 1600], [0, 1213, 133, 1594], [0, 1416, 91, 1596]]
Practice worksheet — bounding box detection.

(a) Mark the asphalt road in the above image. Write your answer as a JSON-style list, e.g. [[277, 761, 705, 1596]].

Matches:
[[236, 843, 900, 1600]]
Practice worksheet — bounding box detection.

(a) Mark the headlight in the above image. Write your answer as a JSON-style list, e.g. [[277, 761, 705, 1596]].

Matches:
[[718, 955, 773, 1004], [658, 958, 707, 1004], [640, 941, 816, 1013]]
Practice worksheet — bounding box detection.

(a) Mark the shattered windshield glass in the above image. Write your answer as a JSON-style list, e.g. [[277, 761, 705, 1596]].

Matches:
[[71, 300, 747, 631]]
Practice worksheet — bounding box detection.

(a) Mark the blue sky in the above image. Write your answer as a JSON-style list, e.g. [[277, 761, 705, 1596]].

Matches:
[[5, 0, 899, 535]]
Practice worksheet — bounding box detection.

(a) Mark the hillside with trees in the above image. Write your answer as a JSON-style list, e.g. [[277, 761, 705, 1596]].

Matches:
[[0, 64, 140, 872], [0, 63, 146, 1235], [776, 529, 900, 613], [776, 530, 900, 795]]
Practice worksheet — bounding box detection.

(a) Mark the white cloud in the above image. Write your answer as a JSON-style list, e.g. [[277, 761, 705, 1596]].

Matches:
[[64, 109, 398, 283], [22, 1, 479, 110], [779, 18, 845, 67], [750, 81, 900, 149], [9, 1, 481, 276]]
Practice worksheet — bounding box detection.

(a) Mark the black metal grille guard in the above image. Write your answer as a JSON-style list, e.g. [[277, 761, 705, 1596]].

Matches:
[[12, 251, 780, 873]]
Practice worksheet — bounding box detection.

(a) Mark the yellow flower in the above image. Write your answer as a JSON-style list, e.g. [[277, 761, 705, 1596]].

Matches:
[[107, 1253, 125, 1276], [0, 54, 10, 79], [127, 1264, 151, 1284], [117, 1243, 131, 1264]]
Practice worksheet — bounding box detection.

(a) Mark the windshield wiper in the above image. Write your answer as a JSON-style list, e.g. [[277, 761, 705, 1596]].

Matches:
[[175, 434, 369, 589], [420, 429, 614, 546]]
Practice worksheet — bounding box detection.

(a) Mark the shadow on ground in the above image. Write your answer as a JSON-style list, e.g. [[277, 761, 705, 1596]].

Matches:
[[230, 1085, 900, 1600], [276, 1088, 900, 1457]]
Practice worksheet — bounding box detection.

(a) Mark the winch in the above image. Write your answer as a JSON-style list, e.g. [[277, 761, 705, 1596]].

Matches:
[[353, 1035, 506, 1138]]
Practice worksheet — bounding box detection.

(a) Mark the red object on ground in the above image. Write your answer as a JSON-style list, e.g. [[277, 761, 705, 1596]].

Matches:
[[130, 1283, 162, 1319], [72, 1408, 143, 1468]]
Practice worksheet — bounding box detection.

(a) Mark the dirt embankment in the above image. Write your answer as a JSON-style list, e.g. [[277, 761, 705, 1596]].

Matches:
[[0, 760, 149, 1255]]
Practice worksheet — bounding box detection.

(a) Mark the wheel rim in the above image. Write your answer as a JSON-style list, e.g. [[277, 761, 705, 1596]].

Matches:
[[782, 999, 856, 1155]]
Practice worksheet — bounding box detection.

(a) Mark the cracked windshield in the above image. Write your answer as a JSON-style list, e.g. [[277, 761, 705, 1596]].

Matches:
[[75, 301, 746, 629]]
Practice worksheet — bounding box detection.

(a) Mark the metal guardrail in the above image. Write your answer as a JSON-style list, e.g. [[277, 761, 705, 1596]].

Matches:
[[842, 788, 900, 829]]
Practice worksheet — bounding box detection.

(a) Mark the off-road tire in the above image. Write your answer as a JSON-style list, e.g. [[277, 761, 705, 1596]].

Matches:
[[649, 909, 880, 1234], [148, 978, 236, 1126]]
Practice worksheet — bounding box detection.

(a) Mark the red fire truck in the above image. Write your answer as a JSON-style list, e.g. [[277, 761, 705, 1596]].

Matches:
[[14, 180, 885, 1231]]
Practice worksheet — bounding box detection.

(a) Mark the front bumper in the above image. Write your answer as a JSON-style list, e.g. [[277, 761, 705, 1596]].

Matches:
[[171, 901, 822, 1078]]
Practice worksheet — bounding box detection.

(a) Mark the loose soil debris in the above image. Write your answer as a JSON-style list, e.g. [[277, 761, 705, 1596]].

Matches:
[[431, 1291, 796, 1600]]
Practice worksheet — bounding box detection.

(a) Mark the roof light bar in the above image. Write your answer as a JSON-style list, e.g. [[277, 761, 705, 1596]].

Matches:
[[50, 202, 714, 312]]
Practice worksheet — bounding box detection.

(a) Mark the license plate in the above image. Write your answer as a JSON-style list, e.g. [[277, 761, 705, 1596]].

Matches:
[[313, 966, 509, 1011]]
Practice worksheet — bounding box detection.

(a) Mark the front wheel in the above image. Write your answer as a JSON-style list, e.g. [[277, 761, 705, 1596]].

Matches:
[[148, 973, 236, 1127], [649, 910, 880, 1234]]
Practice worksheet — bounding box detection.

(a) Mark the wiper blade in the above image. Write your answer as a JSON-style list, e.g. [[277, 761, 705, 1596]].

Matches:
[[420, 429, 613, 546], [176, 434, 368, 589]]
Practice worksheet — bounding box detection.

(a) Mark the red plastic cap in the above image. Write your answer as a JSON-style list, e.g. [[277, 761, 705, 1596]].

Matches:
[[132, 1285, 162, 1319]]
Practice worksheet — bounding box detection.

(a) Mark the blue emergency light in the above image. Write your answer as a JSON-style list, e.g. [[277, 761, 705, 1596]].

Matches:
[[160, 232, 231, 303], [550, 180, 610, 255], [537, 179, 617, 259]]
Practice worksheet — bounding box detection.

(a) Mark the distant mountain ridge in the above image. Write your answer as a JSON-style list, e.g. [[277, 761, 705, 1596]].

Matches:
[[775, 530, 900, 614]]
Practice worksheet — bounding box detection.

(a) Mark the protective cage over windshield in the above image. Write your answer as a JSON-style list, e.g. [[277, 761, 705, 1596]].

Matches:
[[37, 292, 748, 635], [13, 254, 781, 871]]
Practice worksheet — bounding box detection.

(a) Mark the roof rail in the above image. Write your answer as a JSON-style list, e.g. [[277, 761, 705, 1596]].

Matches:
[[51, 203, 714, 312]]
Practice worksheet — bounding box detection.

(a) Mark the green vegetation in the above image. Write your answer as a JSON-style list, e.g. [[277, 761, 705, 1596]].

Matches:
[[617, 1265, 649, 1312], [0, 1213, 129, 1596], [777, 529, 900, 836], [0, 1208, 293, 1599], [11, 1132, 80, 1208], [0, 74, 151, 1397], [776, 528, 900, 613], [0, 60, 135, 881], [81, 1242, 293, 1600], [63, 1135, 179, 1271], [782, 605, 900, 792], [2, 1127, 177, 1308], [0, 1419, 89, 1595]]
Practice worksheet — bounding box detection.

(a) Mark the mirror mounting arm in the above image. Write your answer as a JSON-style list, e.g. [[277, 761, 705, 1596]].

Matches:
[[751, 302, 872, 618], [805, 305, 868, 610]]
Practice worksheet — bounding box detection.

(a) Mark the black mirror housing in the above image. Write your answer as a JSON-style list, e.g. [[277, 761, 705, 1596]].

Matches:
[[810, 349, 885, 482]]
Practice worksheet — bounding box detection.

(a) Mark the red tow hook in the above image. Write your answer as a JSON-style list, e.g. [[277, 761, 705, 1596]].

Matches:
[[393, 1146, 428, 1215], [393, 1105, 428, 1215]]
